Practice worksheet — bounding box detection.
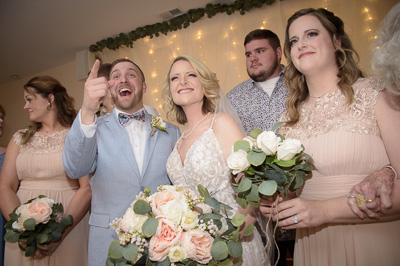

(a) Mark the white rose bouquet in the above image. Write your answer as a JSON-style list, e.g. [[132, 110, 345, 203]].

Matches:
[[227, 124, 313, 207], [106, 185, 252, 265], [4, 195, 73, 257]]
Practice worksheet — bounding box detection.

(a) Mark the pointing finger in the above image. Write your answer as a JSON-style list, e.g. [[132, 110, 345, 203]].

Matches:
[[87, 59, 101, 81]]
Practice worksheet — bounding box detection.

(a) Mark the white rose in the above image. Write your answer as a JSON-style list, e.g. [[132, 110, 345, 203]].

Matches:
[[119, 207, 149, 232], [12, 204, 29, 231], [256, 131, 281, 155], [277, 138, 303, 161], [159, 119, 166, 129], [168, 245, 187, 262], [181, 210, 199, 230], [159, 199, 188, 224], [227, 150, 250, 175]]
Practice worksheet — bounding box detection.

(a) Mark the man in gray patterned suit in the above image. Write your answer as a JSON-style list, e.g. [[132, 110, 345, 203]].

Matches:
[[227, 29, 293, 266], [63, 58, 180, 266]]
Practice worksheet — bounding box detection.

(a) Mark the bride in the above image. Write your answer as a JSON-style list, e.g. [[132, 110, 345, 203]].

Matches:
[[163, 55, 269, 265]]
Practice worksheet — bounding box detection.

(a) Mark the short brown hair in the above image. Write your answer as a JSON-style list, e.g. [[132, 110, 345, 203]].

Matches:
[[110, 58, 145, 82]]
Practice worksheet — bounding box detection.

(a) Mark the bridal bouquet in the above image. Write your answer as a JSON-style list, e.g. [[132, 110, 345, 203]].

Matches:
[[4, 195, 73, 257], [107, 185, 252, 265], [227, 124, 313, 208]]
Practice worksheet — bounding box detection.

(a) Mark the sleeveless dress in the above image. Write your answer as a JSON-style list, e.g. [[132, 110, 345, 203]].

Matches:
[[166, 115, 269, 266], [4, 129, 89, 266], [279, 78, 400, 266]]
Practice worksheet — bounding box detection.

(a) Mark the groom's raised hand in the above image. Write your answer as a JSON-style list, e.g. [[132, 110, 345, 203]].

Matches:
[[81, 59, 115, 124]]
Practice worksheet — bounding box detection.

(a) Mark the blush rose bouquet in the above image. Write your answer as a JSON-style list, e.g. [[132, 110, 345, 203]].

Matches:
[[106, 185, 252, 265], [4, 195, 73, 257]]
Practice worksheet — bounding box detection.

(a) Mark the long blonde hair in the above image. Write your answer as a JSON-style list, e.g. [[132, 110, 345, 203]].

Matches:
[[284, 8, 363, 125], [162, 55, 220, 125]]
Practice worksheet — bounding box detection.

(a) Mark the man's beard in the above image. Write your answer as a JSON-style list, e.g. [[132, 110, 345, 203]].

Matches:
[[247, 57, 279, 82]]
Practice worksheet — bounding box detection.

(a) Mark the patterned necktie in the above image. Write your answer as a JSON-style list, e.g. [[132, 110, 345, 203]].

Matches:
[[118, 110, 145, 125]]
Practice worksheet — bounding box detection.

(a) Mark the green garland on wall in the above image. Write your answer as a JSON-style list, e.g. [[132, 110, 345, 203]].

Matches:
[[89, 0, 276, 53]]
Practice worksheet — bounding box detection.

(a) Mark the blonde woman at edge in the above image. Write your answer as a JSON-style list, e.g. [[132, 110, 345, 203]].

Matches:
[[163, 55, 269, 265]]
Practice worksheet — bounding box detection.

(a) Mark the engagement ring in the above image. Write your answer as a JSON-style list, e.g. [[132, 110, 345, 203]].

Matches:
[[347, 193, 356, 199], [292, 214, 299, 224]]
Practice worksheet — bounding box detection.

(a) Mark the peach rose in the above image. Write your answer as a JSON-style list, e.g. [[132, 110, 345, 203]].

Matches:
[[151, 190, 183, 216], [148, 218, 182, 261], [26, 197, 54, 224], [181, 229, 213, 264]]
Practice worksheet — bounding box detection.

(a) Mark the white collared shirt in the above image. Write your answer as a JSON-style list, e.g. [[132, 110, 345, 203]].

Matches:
[[80, 107, 147, 175]]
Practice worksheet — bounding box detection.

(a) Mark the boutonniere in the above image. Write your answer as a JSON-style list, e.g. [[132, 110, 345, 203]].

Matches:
[[150, 115, 168, 136]]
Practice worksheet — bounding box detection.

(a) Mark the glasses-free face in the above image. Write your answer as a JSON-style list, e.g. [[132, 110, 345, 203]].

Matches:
[[109, 61, 147, 113], [169, 60, 204, 109], [288, 14, 338, 76]]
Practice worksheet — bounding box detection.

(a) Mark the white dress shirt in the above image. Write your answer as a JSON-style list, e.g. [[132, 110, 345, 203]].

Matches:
[[80, 107, 147, 175]]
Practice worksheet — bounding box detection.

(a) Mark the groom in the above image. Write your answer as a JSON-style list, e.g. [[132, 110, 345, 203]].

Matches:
[[63, 58, 180, 266]]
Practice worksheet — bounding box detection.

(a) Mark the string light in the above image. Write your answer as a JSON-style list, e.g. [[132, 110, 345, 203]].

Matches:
[[149, 49, 154, 54]]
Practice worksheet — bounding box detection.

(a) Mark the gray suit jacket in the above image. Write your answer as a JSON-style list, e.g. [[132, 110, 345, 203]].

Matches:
[[62, 109, 180, 266]]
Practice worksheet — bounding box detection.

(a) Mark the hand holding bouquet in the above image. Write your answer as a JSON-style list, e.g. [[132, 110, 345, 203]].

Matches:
[[107, 185, 253, 265], [4, 195, 73, 257]]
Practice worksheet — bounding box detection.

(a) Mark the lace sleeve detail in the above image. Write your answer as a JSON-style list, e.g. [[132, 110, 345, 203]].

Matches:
[[13, 129, 27, 147], [280, 78, 382, 140]]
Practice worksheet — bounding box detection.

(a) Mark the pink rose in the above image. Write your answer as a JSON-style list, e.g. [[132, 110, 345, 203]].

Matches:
[[151, 190, 183, 217], [26, 197, 54, 224], [149, 218, 182, 261], [180, 229, 213, 264]]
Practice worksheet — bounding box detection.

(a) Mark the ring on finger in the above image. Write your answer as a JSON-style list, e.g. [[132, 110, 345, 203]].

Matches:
[[355, 194, 366, 207], [347, 193, 356, 199], [366, 199, 374, 203], [292, 214, 299, 224]]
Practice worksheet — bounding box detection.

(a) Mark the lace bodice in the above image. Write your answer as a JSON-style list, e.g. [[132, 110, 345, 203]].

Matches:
[[167, 128, 239, 217], [280, 78, 382, 140], [14, 129, 69, 154]]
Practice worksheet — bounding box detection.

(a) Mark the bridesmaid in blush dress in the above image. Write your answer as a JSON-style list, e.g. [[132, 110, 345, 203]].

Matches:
[[260, 8, 400, 266], [0, 76, 90, 266]]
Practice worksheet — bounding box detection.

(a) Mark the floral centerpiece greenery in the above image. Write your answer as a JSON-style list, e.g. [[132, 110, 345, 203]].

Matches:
[[107, 185, 253, 266], [4, 195, 73, 257]]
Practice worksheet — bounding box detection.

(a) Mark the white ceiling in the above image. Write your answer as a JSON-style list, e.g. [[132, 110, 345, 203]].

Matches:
[[0, 0, 234, 85]]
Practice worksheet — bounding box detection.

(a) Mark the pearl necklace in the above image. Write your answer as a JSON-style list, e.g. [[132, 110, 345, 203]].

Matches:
[[182, 112, 210, 139], [309, 85, 337, 99]]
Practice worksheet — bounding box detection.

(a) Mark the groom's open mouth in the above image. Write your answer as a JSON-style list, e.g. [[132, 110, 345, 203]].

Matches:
[[119, 87, 133, 97]]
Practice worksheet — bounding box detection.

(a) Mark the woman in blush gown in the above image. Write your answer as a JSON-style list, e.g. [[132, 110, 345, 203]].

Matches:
[[0, 76, 91, 266], [260, 8, 400, 266], [163, 55, 269, 266]]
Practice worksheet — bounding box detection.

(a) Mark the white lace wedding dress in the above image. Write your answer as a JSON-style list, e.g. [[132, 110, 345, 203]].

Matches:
[[166, 115, 269, 266]]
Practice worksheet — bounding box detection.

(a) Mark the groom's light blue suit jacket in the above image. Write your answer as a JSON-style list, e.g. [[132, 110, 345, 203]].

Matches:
[[62, 109, 180, 266]]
